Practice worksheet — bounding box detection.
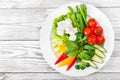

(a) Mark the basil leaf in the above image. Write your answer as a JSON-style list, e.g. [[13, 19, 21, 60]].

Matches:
[[83, 45, 96, 50], [82, 36, 88, 41], [65, 40, 78, 50], [79, 52, 92, 60], [87, 49, 95, 57]]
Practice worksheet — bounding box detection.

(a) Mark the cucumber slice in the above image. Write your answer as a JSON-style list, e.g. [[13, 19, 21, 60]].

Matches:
[[83, 60, 98, 69], [92, 55, 103, 63], [93, 44, 106, 53], [95, 49, 105, 58]]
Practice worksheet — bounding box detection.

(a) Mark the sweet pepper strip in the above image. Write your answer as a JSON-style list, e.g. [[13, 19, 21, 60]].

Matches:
[[58, 57, 73, 67], [55, 53, 68, 65], [57, 42, 65, 48], [66, 56, 77, 71], [55, 45, 67, 55]]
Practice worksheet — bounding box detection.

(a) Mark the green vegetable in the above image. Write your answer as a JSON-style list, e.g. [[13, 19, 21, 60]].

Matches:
[[82, 36, 88, 41], [87, 49, 95, 57], [52, 14, 69, 44], [79, 62, 86, 70], [51, 15, 69, 47], [68, 6, 74, 14], [75, 65, 80, 69], [79, 4, 88, 26], [65, 40, 78, 50], [78, 61, 90, 70], [75, 6, 83, 32], [65, 49, 78, 57], [68, 6, 78, 28], [64, 40, 79, 57], [79, 51, 92, 60], [92, 55, 103, 63], [93, 44, 106, 53], [95, 49, 105, 58], [83, 60, 98, 69], [54, 15, 67, 23], [83, 45, 96, 50], [76, 5, 85, 32], [76, 57, 82, 63], [86, 62, 90, 67]]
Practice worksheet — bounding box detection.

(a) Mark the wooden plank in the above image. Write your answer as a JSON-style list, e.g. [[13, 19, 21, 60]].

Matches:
[[0, 25, 39, 40], [0, 9, 46, 24], [0, 8, 118, 40], [0, 41, 41, 59], [0, 0, 119, 8], [0, 8, 119, 24], [0, 56, 118, 72], [0, 72, 120, 80], [0, 40, 119, 58]]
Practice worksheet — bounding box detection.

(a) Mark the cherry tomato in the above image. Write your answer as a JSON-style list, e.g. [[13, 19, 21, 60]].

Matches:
[[94, 26, 103, 35], [97, 35, 105, 44], [88, 18, 97, 28], [90, 27, 94, 30], [87, 35, 97, 45], [83, 28, 93, 36]]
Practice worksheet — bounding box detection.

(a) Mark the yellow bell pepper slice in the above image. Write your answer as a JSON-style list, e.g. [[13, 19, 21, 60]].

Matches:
[[55, 45, 67, 55], [58, 57, 73, 67], [57, 42, 65, 48]]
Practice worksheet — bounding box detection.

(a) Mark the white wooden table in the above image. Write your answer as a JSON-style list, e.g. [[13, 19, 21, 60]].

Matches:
[[0, 0, 119, 80]]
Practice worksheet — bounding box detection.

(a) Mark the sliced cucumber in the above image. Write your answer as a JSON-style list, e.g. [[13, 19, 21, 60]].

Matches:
[[95, 49, 105, 58], [92, 55, 103, 64], [93, 44, 106, 53], [83, 60, 98, 69]]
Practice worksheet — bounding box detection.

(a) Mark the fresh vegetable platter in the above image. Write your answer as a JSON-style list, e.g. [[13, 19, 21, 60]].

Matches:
[[40, 2, 114, 76]]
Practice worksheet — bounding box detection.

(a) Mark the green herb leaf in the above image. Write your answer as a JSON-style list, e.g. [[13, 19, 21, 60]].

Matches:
[[79, 52, 92, 60], [64, 40, 79, 57], [87, 49, 95, 57], [83, 45, 96, 50], [65, 40, 78, 50], [65, 50, 76, 57], [82, 36, 88, 41]]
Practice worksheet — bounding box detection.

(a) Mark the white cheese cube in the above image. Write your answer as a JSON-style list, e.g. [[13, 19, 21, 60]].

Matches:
[[69, 35, 76, 41]]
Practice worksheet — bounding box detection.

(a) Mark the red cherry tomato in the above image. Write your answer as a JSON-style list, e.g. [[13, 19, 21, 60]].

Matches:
[[97, 35, 105, 44], [83, 28, 93, 36], [87, 35, 97, 45], [94, 26, 103, 35], [88, 18, 97, 28], [90, 27, 94, 30]]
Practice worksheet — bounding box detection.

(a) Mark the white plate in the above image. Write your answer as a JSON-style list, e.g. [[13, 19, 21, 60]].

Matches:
[[40, 2, 114, 77]]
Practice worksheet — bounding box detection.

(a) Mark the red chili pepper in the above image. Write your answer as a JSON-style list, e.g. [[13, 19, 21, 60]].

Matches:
[[55, 53, 68, 65], [66, 56, 77, 71]]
